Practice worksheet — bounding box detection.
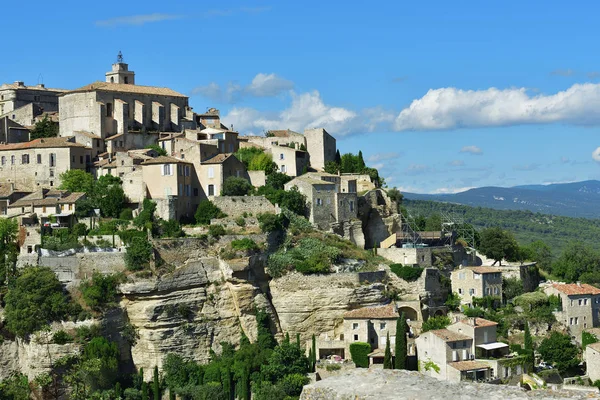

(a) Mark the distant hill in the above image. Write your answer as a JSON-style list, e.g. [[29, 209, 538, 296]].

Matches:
[[403, 180, 600, 219]]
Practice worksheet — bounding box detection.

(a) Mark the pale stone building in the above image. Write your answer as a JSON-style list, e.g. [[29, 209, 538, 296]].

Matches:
[[0, 81, 65, 117], [543, 282, 600, 341], [451, 266, 503, 305], [0, 115, 30, 144], [586, 342, 600, 383], [304, 128, 336, 171], [196, 153, 246, 198], [0, 137, 92, 191], [0, 184, 30, 216], [7, 189, 85, 225]]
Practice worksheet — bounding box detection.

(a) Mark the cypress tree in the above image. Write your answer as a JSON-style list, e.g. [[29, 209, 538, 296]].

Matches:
[[358, 151, 366, 170], [114, 382, 122, 399], [524, 321, 534, 372], [284, 332, 290, 344], [335, 150, 341, 165], [169, 388, 176, 400], [296, 332, 301, 348], [308, 347, 314, 371], [311, 334, 317, 372], [383, 332, 392, 369], [153, 366, 160, 400], [142, 381, 148, 400], [394, 312, 407, 369]]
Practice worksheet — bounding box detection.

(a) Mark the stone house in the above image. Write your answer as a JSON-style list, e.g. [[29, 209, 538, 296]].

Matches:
[[0, 81, 64, 117], [141, 156, 198, 221], [304, 128, 336, 171], [284, 173, 358, 230], [270, 144, 309, 176], [585, 342, 600, 383], [7, 189, 85, 231], [0, 137, 92, 191], [196, 153, 247, 198], [451, 266, 503, 305], [0, 115, 30, 144], [543, 283, 600, 341]]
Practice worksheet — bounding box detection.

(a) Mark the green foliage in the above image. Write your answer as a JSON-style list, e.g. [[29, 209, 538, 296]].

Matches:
[[194, 200, 226, 225], [421, 315, 451, 333], [80, 272, 122, 311], [235, 147, 275, 173], [523, 322, 534, 372], [582, 331, 599, 349], [551, 242, 600, 283], [221, 177, 253, 196], [538, 332, 579, 372], [53, 330, 73, 345], [266, 172, 292, 190], [323, 160, 340, 174], [472, 296, 501, 310], [503, 277, 524, 302], [267, 236, 341, 277], [390, 264, 423, 281], [231, 238, 259, 251], [463, 307, 486, 318], [256, 309, 277, 350], [29, 114, 58, 139], [4, 266, 71, 336], [257, 213, 284, 233], [311, 334, 317, 372], [235, 216, 246, 227], [478, 227, 519, 265], [445, 293, 461, 311], [66, 337, 120, 396], [349, 342, 371, 368], [257, 185, 307, 216], [260, 341, 310, 383], [59, 170, 95, 194], [153, 366, 160, 400], [208, 224, 226, 237], [422, 360, 440, 373], [146, 144, 168, 156], [92, 175, 126, 218], [0, 373, 30, 400], [513, 291, 549, 309], [395, 313, 407, 369], [125, 237, 153, 271], [134, 199, 157, 228], [0, 217, 19, 287], [158, 219, 184, 238], [119, 208, 134, 220], [383, 332, 392, 369]]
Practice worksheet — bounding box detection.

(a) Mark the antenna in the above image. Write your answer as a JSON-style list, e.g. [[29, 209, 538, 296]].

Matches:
[[37, 74, 44, 85], [117, 51, 124, 63]]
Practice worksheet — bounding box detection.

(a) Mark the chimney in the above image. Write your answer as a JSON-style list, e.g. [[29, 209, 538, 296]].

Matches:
[[471, 317, 477, 326], [577, 281, 582, 287]]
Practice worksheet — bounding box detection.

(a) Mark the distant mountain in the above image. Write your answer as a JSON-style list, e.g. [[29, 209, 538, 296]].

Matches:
[[403, 180, 600, 219]]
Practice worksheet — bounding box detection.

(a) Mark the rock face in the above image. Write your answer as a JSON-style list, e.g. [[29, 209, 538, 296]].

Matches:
[[269, 272, 388, 346], [300, 369, 595, 400], [358, 190, 401, 249]]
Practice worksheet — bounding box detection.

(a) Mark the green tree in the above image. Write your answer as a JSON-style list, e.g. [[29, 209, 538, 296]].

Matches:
[[478, 227, 519, 266], [522, 240, 553, 270], [0, 217, 19, 286], [538, 332, 579, 372], [421, 315, 451, 333], [194, 200, 226, 225], [248, 152, 277, 174], [0, 373, 30, 400], [552, 242, 600, 282], [222, 176, 253, 196], [323, 161, 340, 175], [383, 332, 392, 369], [153, 366, 160, 400], [59, 170, 95, 194], [134, 199, 157, 228], [523, 322, 534, 372], [260, 341, 310, 383], [349, 342, 371, 368], [311, 334, 317, 372], [125, 237, 153, 271], [29, 115, 58, 139], [146, 144, 167, 156], [394, 313, 407, 369], [265, 172, 292, 190], [357, 151, 366, 170], [97, 184, 126, 218], [80, 273, 121, 311], [502, 277, 524, 302], [582, 331, 599, 349], [4, 266, 71, 336]]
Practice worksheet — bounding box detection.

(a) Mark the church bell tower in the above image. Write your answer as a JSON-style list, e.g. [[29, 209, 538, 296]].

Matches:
[[105, 51, 135, 84]]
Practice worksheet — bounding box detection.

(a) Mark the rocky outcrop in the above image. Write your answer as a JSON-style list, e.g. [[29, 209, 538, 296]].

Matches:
[[300, 369, 594, 400], [358, 189, 401, 249], [331, 220, 365, 249], [269, 272, 388, 346]]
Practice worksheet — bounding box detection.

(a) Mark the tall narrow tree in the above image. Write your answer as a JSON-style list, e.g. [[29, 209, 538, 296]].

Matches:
[[524, 321, 534, 372], [395, 312, 407, 369], [383, 332, 392, 369], [153, 366, 160, 400], [296, 333, 301, 348], [311, 334, 317, 372]]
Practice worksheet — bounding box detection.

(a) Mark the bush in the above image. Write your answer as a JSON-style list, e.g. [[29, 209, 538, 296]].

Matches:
[[231, 238, 259, 251], [235, 217, 246, 227], [125, 237, 153, 271], [80, 273, 122, 311], [134, 199, 157, 228], [195, 200, 226, 225], [513, 291, 549, 310], [257, 213, 283, 233], [53, 330, 72, 344], [158, 219, 184, 238], [73, 223, 88, 237], [349, 342, 371, 368], [421, 315, 451, 332], [208, 224, 226, 237], [279, 373, 309, 397], [221, 176, 252, 196], [119, 208, 133, 220], [325, 363, 341, 371], [118, 229, 146, 245], [390, 264, 424, 281]]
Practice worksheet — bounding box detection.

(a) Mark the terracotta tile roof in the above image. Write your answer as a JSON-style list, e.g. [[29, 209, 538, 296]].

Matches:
[[459, 318, 498, 328], [588, 342, 600, 352], [552, 283, 600, 296], [202, 153, 233, 164], [430, 329, 471, 342], [466, 267, 502, 274], [63, 81, 187, 98], [9, 192, 85, 208], [0, 137, 88, 150], [141, 156, 191, 165], [289, 176, 337, 186], [74, 131, 102, 139], [267, 129, 303, 138], [448, 360, 491, 372], [343, 304, 398, 319]]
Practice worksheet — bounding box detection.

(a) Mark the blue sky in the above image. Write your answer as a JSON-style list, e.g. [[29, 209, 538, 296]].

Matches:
[[4, 0, 600, 193]]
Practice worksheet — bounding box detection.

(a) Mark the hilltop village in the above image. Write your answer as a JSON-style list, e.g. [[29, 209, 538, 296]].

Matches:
[[0, 56, 599, 399]]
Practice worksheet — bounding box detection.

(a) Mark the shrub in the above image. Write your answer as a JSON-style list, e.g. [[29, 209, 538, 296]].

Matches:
[[231, 238, 259, 251], [125, 237, 153, 271], [463, 307, 485, 318], [349, 342, 371, 368], [118, 229, 146, 245], [513, 291, 548, 310], [221, 176, 252, 196], [134, 199, 157, 228], [257, 213, 283, 233], [390, 264, 424, 281], [119, 208, 133, 220], [158, 219, 184, 238], [279, 373, 309, 397], [95, 238, 113, 248], [421, 315, 451, 332], [325, 363, 341, 371], [73, 223, 88, 237], [208, 224, 226, 237], [52, 330, 72, 344], [80, 273, 122, 311], [195, 200, 226, 225], [235, 217, 246, 227], [74, 324, 102, 343]]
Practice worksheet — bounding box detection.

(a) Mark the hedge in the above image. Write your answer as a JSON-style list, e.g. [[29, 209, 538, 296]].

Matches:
[[349, 342, 371, 368], [390, 264, 424, 281]]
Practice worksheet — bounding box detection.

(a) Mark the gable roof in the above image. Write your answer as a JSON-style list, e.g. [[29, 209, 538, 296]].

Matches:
[[63, 81, 187, 98], [202, 153, 234, 165], [459, 318, 498, 328], [448, 360, 491, 372], [552, 283, 600, 296], [141, 156, 191, 165], [0, 137, 88, 150], [430, 329, 471, 342], [9, 191, 85, 208], [267, 129, 303, 138], [343, 304, 397, 319]]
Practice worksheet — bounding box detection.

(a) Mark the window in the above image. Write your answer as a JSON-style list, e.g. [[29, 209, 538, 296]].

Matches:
[[80, 156, 84, 164], [452, 350, 458, 361], [49, 153, 56, 167], [350, 200, 354, 212], [353, 334, 359, 341], [185, 185, 191, 196], [280, 153, 284, 160], [585, 299, 589, 306], [42, 206, 46, 213], [469, 288, 475, 295], [486, 288, 491, 295], [352, 323, 359, 330], [316, 198, 322, 206], [458, 288, 463, 294], [459, 272, 466, 280], [193, 188, 199, 196], [1, 156, 5, 165], [185, 166, 190, 176], [579, 299, 583, 306], [494, 287, 499, 295], [72, 156, 75, 163], [208, 184, 215, 196], [208, 167, 214, 178], [50, 181, 53, 186], [178, 184, 183, 195], [106, 102, 113, 117], [124, 77, 128, 84], [162, 164, 172, 176], [22, 154, 29, 164], [280, 164, 286, 173], [462, 349, 468, 360], [452, 342, 457, 349], [11, 155, 15, 165], [380, 322, 386, 330], [49, 169, 54, 177], [474, 273, 481, 279], [326, 198, 331, 205]]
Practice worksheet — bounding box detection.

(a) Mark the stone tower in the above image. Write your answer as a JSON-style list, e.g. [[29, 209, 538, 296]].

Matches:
[[105, 51, 135, 85]]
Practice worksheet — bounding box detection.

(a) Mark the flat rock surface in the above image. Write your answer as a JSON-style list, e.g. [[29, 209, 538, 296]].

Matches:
[[300, 369, 600, 400]]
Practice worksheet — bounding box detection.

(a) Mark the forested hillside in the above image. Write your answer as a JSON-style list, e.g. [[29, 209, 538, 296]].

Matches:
[[404, 199, 600, 254]]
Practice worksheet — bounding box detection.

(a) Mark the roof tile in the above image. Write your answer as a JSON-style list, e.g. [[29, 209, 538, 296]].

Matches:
[[343, 304, 398, 319], [430, 329, 471, 342], [552, 283, 600, 296], [63, 81, 187, 98]]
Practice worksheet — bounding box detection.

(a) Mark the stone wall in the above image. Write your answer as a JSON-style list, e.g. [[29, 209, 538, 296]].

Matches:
[[247, 170, 266, 187], [378, 247, 433, 267], [212, 196, 278, 219]]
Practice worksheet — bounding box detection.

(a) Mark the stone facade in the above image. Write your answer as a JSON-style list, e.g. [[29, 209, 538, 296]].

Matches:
[[304, 128, 336, 171], [197, 154, 248, 199], [211, 195, 278, 218], [586, 342, 600, 383], [378, 247, 433, 267], [0, 81, 64, 116], [451, 266, 503, 305], [269, 144, 309, 176]]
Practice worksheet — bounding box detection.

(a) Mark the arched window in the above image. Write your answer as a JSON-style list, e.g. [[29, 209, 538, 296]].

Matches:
[[110, 77, 114, 83]]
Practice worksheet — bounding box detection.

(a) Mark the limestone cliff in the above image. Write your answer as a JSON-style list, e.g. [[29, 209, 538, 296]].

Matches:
[[358, 189, 401, 249]]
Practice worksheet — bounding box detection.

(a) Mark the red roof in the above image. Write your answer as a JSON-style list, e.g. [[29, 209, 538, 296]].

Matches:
[[459, 318, 498, 327], [552, 283, 600, 296], [343, 304, 398, 319]]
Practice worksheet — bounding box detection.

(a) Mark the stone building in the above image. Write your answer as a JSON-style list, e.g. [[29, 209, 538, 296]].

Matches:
[[585, 342, 600, 383], [7, 189, 85, 226], [196, 153, 246, 198], [304, 128, 336, 171], [0, 81, 65, 117], [270, 144, 309, 176], [0, 115, 30, 144], [0, 184, 31, 216], [543, 282, 600, 341], [450, 266, 503, 306], [0, 137, 92, 191], [284, 172, 357, 230]]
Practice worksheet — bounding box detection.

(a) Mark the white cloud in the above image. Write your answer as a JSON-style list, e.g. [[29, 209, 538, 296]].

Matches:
[[368, 152, 401, 162], [593, 147, 600, 162], [393, 83, 600, 131], [246, 73, 294, 97], [550, 69, 575, 77], [404, 164, 433, 175], [225, 90, 358, 135], [96, 13, 181, 27], [447, 160, 465, 167], [460, 145, 483, 155]]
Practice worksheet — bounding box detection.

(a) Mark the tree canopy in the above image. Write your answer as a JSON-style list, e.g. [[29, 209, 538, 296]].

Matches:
[[537, 332, 579, 372], [29, 115, 58, 139], [478, 227, 519, 265]]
